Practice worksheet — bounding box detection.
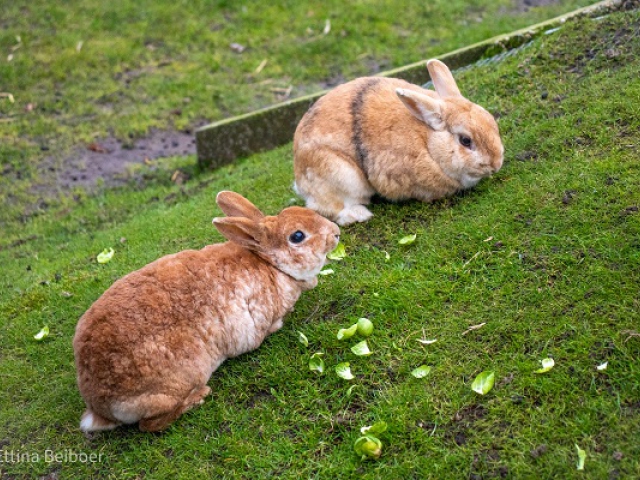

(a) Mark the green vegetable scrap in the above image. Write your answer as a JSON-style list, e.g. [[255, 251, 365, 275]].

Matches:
[[309, 352, 325, 374], [360, 421, 387, 435], [33, 326, 50, 341], [297, 331, 309, 347], [97, 248, 115, 264], [327, 243, 346, 261], [351, 340, 372, 356], [411, 365, 432, 378], [534, 358, 555, 374], [337, 323, 358, 340], [471, 370, 495, 395], [354, 435, 382, 460], [575, 444, 586, 470], [398, 234, 417, 245], [335, 362, 355, 380], [356, 317, 374, 337]]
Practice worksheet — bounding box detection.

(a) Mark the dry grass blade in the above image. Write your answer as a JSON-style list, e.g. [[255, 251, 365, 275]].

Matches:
[[462, 322, 487, 336], [254, 59, 268, 74], [621, 330, 640, 343]]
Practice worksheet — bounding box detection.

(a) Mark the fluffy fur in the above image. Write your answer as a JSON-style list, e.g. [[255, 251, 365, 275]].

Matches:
[[73, 191, 340, 432], [293, 59, 504, 225]]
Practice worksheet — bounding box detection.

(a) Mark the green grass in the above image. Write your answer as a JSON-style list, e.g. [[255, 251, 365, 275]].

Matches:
[[0, 0, 594, 227], [2, 5, 640, 480]]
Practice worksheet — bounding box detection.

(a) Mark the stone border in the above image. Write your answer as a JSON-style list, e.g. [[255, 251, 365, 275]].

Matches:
[[196, 0, 622, 169]]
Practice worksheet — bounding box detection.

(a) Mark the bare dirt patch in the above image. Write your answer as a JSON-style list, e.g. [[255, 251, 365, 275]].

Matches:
[[44, 128, 198, 192], [511, 0, 564, 14]]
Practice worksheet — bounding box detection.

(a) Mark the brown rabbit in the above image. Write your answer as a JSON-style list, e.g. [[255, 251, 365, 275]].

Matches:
[[293, 59, 504, 225], [73, 191, 340, 432]]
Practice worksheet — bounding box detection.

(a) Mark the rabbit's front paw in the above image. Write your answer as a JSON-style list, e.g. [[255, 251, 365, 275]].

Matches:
[[336, 205, 373, 226]]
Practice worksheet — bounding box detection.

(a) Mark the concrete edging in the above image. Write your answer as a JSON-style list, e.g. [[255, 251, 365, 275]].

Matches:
[[196, 0, 622, 169]]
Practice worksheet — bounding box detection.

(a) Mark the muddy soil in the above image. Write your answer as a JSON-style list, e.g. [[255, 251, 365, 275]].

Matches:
[[47, 128, 198, 192], [511, 0, 564, 13]]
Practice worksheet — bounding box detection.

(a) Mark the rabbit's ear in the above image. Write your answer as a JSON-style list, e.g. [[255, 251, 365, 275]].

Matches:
[[427, 59, 461, 98], [396, 88, 446, 131], [212, 216, 263, 249], [216, 191, 265, 221]]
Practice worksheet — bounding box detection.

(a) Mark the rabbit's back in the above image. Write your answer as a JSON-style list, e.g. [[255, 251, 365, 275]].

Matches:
[[74, 243, 301, 418], [295, 77, 430, 167], [294, 77, 451, 206]]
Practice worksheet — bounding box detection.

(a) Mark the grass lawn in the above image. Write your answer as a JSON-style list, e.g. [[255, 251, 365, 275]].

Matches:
[[0, 0, 594, 228], [1, 3, 640, 480]]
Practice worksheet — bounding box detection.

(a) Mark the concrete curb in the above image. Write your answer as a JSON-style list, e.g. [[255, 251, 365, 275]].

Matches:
[[196, 0, 622, 169]]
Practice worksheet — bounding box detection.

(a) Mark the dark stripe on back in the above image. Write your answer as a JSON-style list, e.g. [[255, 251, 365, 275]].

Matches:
[[299, 100, 319, 132], [351, 78, 381, 174]]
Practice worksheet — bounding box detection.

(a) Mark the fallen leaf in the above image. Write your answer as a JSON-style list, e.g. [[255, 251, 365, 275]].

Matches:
[[171, 170, 189, 185], [87, 142, 108, 153]]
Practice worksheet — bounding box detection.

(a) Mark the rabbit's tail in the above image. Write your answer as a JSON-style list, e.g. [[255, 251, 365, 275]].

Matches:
[[80, 409, 121, 432]]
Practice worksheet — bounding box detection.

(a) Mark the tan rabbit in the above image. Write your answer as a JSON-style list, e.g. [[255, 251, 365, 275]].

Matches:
[[73, 191, 340, 432], [293, 59, 504, 225]]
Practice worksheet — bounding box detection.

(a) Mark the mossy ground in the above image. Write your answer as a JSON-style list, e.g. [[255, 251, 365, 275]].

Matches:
[[1, 3, 640, 480]]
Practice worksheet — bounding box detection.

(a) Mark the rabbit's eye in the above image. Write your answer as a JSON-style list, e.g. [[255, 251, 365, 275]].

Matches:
[[289, 230, 306, 244], [459, 135, 473, 148]]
